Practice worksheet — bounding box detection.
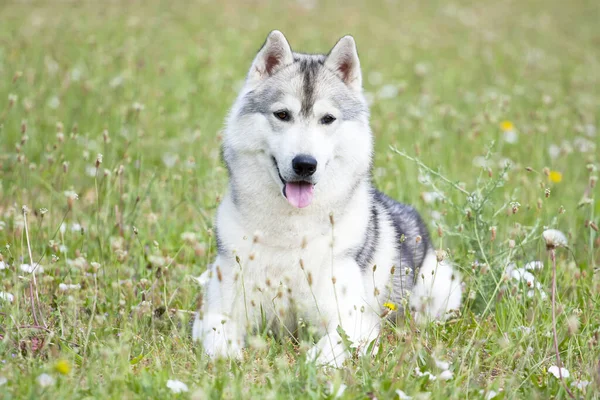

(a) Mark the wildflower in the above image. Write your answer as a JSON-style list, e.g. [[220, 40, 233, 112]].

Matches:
[[0, 376, 6, 386], [396, 390, 412, 400], [132, 102, 145, 112], [548, 365, 570, 379], [548, 170, 562, 183], [421, 192, 443, 204], [47, 96, 60, 109], [326, 382, 347, 398], [58, 283, 81, 292], [524, 261, 543, 270], [378, 84, 399, 99], [37, 373, 55, 387], [162, 153, 178, 168], [548, 144, 560, 159], [0, 260, 6, 270], [20, 263, 44, 274], [542, 229, 568, 249], [166, 379, 189, 393], [0, 292, 14, 302], [414, 368, 437, 381], [434, 358, 450, 370], [383, 302, 397, 311], [54, 359, 71, 375], [571, 380, 590, 390], [500, 121, 514, 131], [439, 370, 453, 380]]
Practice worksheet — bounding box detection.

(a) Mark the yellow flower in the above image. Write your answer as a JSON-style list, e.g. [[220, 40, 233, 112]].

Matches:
[[54, 359, 71, 375], [383, 302, 397, 311], [500, 120, 514, 131], [549, 170, 563, 183]]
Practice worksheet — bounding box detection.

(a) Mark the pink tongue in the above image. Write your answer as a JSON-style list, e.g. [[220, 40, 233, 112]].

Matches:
[[285, 182, 314, 208]]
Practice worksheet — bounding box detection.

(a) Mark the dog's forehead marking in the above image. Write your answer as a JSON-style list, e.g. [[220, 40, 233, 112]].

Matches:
[[238, 52, 367, 121]]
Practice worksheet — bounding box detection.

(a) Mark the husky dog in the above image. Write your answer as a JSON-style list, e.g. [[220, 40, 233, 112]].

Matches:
[[192, 31, 462, 366]]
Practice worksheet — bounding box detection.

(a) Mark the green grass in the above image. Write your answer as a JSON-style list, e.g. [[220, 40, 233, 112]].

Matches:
[[0, 0, 599, 398]]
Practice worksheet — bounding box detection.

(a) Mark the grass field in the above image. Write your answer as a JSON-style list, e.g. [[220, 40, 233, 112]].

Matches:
[[0, 0, 599, 398]]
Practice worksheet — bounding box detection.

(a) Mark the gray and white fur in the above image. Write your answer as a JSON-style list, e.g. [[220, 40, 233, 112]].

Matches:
[[193, 31, 462, 366]]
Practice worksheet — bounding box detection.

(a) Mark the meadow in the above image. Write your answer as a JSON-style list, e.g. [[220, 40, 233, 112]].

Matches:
[[0, 0, 599, 398]]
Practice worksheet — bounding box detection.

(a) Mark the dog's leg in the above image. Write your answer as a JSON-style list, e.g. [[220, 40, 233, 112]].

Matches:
[[306, 259, 381, 367], [410, 251, 462, 323], [192, 258, 245, 359]]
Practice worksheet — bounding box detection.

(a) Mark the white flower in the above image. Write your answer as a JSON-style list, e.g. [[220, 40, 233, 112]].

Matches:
[[20, 264, 44, 274], [414, 368, 437, 381], [434, 358, 450, 370], [47, 96, 60, 109], [166, 379, 189, 393], [132, 102, 145, 112], [59, 283, 81, 292], [37, 373, 55, 387], [548, 144, 560, 159], [109, 75, 124, 88], [180, 232, 198, 243], [86, 166, 97, 177], [0, 260, 6, 270], [396, 389, 412, 400], [421, 192, 444, 204], [162, 153, 178, 168], [71, 223, 82, 232], [472, 156, 492, 168], [571, 380, 590, 390], [0, 292, 14, 302], [378, 84, 399, 99], [326, 382, 347, 398], [548, 365, 570, 379], [479, 390, 499, 400], [524, 261, 543, 270], [542, 229, 568, 248], [503, 130, 518, 144], [511, 268, 535, 286], [0, 376, 6, 386], [438, 370, 453, 381]]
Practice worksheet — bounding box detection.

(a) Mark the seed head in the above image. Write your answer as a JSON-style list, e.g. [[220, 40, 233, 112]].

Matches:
[[542, 229, 568, 249]]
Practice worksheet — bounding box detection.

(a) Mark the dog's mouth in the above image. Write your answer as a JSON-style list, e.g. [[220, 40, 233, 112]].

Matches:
[[272, 157, 315, 209]]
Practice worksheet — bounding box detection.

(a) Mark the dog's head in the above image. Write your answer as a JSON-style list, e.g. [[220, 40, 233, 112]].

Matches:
[[224, 31, 372, 210]]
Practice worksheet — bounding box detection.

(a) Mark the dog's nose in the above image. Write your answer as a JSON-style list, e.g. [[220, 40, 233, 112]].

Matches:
[[292, 155, 317, 177]]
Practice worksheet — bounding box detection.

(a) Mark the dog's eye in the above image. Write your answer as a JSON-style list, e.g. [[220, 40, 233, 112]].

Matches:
[[320, 114, 336, 125], [273, 110, 290, 121]]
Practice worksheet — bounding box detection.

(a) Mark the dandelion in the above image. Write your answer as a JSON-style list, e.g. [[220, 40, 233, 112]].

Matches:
[[548, 170, 562, 183], [383, 302, 397, 311], [500, 120, 514, 131], [548, 365, 570, 379], [54, 359, 71, 375], [542, 229, 568, 249], [166, 379, 189, 393], [37, 373, 55, 387], [0, 292, 14, 302]]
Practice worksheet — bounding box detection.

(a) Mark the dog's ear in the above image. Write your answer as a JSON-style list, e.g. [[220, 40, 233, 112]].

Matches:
[[325, 36, 362, 92], [247, 30, 294, 86]]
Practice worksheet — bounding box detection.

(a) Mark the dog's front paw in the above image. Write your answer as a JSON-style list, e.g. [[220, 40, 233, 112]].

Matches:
[[306, 333, 349, 368], [192, 313, 243, 360]]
